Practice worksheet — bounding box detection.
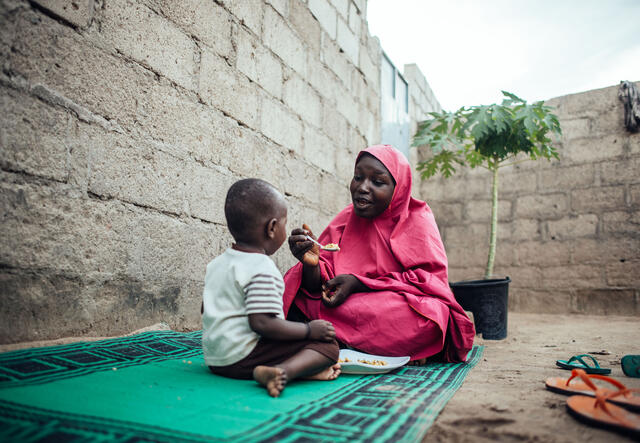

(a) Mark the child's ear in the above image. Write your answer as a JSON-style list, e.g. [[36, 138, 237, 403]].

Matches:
[[266, 218, 277, 239]]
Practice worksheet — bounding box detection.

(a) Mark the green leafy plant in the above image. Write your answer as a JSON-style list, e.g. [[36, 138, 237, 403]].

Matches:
[[412, 91, 562, 279]]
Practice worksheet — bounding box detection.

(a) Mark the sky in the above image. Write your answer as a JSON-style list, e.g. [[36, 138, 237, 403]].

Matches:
[[366, 0, 640, 111]]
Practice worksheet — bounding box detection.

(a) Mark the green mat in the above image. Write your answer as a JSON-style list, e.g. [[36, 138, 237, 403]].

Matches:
[[0, 331, 483, 442]]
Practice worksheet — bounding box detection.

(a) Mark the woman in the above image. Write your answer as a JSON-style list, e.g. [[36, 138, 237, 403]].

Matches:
[[283, 145, 475, 363]]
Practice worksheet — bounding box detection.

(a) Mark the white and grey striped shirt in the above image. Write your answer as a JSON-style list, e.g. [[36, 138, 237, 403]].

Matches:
[[244, 273, 285, 316], [202, 248, 285, 366]]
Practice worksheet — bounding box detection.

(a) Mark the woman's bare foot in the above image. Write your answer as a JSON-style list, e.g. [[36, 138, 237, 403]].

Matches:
[[408, 358, 427, 366], [253, 366, 287, 397], [305, 363, 341, 381]]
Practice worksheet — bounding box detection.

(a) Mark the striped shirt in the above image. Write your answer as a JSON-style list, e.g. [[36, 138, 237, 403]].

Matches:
[[202, 248, 285, 366]]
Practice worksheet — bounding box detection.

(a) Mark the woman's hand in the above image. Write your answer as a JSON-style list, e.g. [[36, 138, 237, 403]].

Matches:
[[288, 224, 320, 266], [308, 319, 335, 342], [322, 274, 366, 308]]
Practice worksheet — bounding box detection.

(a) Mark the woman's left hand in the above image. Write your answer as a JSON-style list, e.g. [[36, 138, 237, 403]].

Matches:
[[321, 274, 365, 307]]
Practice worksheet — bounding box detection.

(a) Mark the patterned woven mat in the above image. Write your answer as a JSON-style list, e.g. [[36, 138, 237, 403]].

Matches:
[[0, 331, 483, 442]]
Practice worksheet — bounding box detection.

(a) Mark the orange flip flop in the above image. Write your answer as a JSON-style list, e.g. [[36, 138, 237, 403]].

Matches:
[[546, 369, 640, 412], [566, 391, 640, 438]]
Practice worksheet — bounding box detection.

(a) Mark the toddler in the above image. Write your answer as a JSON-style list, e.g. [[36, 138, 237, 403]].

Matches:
[[202, 178, 340, 397]]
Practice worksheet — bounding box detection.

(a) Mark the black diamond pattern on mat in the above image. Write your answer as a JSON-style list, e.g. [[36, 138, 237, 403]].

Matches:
[[0, 331, 203, 387]]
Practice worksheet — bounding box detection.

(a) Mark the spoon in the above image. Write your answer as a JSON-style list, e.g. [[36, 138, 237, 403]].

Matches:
[[305, 235, 340, 251]]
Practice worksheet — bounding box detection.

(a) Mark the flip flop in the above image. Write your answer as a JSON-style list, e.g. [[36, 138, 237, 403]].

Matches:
[[566, 392, 640, 438], [622, 355, 640, 378], [556, 354, 611, 374], [545, 369, 640, 412]]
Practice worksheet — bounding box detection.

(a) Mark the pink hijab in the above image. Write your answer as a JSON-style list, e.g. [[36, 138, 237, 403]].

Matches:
[[283, 145, 475, 362]]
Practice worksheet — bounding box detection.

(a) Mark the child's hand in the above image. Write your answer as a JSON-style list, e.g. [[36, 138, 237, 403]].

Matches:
[[308, 319, 335, 342], [288, 224, 320, 266]]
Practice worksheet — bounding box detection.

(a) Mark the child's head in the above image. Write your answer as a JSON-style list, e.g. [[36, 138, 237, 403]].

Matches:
[[224, 178, 288, 255]]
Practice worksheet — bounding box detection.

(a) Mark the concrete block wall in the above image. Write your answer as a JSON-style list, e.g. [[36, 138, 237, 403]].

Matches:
[[418, 83, 640, 316], [0, 0, 385, 343]]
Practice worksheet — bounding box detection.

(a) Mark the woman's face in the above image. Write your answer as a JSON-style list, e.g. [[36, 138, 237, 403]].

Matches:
[[350, 154, 396, 219]]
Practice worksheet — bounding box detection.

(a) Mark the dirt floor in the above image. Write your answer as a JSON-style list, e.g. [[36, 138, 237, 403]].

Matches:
[[427, 312, 640, 443], [1, 313, 638, 442]]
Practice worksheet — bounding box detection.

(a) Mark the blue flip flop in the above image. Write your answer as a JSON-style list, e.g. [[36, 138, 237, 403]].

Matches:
[[622, 355, 640, 378], [556, 354, 611, 375]]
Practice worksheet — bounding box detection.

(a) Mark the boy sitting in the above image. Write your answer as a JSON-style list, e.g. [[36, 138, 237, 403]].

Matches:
[[202, 178, 340, 397]]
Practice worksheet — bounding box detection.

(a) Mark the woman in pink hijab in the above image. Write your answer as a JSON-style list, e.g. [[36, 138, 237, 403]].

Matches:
[[283, 145, 475, 363]]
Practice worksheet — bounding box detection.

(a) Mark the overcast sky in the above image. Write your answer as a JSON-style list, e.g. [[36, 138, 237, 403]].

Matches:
[[366, 0, 640, 111]]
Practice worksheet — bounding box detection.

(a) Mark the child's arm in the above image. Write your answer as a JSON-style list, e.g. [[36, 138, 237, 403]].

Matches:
[[248, 314, 335, 342]]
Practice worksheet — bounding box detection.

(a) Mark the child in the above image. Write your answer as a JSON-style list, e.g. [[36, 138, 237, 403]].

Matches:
[[202, 178, 340, 397]]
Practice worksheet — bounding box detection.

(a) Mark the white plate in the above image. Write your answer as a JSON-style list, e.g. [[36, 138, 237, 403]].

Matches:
[[338, 349, 410, 374]]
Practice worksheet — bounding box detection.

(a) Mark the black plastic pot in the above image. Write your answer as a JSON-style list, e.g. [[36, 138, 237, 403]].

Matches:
[[450, 277, 511, 340]]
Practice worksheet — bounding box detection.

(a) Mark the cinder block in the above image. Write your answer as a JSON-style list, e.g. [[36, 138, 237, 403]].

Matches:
[[185, 163, 234, 224], [514, 240, 572, 266], [428, 201, 464, 224], [347, 2, 362, 36], [571, 186, 625, 212], [575, 289, 638, 315], [605, 261, 640, 287], [330, 0, 348, 19], [155, 0, 232, 58], [515, 193, 568, 219], [541, 264, 606, 290], [303, 125, 336, 173], [571, 237, 640, 264], [87, 129, 188, 216], [444, 223, 489, 247], [538, 164, 596, 193], [32, 0, 94, 28], [602, 210, 640, 235], [263, 7, 306, 75], [9, 9, 149, 129], [563, 134, 625, 164], [334, 83, 359, 127], [511, 290, 572, 314], [336, 17, 358, 65], [221, 0, 263, 35], [322, 101, 348, 144], [236, 26, 283, 99], [512, 218, 542, 241], [266, 0, 288, 16], [283, 74, 322, 127], [321, 37, 351, 87], [446, 244, 490, 269], [0, 87, 69, 182], [465, 199, 512, 222], [308, 59, 339, 103], [359, 43, 379, 88], [547, 214, 598, 240], [308, 0, 337, 39], [289, 0, 322, 55], [93, 0, 198, 91], [499, 169, 537, 195], [260, 97, 303, 154], [600, 157, 640, 186], [319, 173, 350, 215], [199, 49, 259, 129], [632, 184, 640, 207]]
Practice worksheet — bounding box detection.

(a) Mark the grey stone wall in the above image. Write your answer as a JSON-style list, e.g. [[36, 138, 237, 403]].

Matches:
[[0, 0, 389, 343], [418, 83, 640, 316]]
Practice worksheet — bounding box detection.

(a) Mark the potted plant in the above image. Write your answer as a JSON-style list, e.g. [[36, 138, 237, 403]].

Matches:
[[411, 91, 562, 339]]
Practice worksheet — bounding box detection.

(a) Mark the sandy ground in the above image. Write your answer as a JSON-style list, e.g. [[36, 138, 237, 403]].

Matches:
[[1, 313, 638, 442], [427, 312, 640, 443]]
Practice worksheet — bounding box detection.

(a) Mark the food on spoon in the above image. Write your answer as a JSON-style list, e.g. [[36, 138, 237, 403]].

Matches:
[[322, 243, 340, 251]]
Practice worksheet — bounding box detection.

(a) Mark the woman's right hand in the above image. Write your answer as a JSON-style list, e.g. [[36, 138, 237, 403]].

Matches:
[[308, 319, 335, 342], [288, 224, 320, 266]]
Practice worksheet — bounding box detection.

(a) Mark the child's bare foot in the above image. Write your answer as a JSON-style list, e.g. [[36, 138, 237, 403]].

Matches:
[[253, 366, 287, 397], [305, 363, 341, 381]]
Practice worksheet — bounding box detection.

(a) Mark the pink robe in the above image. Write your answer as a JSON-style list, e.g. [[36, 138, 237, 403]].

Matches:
[[283, 145, 475, 362]]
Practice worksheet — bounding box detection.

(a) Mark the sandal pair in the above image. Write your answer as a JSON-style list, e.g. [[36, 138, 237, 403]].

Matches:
[[545, 369, 640, 438]]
